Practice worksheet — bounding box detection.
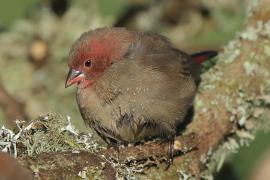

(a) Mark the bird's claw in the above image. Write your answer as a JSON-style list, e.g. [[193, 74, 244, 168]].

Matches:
[[164, 137, 175, 169]]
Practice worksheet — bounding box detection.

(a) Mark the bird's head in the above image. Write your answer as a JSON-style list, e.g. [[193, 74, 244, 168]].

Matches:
[[65, 27, 133, 89]]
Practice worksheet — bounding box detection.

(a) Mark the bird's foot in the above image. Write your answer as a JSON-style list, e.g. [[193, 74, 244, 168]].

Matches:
[[108, 143, 120, 152], [108, 142, 127, 162], [165, 137, 174, 169], [159, 137, 175, 169]]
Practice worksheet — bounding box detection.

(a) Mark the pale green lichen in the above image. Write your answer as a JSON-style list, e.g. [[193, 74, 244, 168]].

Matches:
[[78, 166, 105, 180], [246, 0, 259, 18], [200, 67, 224, 90], [263, 21, 270, 37], [239, 21, 263, 41], [243, 61, 259, 76], [201, 137, 240, 179], [0, 113, 102, 159], [198, 9, 270, 179], [242, 59, 269, 77], [177, 170, 195, 180], [263, 45, 270, 57], [222, 40, 241, 64]]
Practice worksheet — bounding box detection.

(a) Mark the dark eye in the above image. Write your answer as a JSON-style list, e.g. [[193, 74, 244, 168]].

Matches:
[[84, 60, 92, 67]]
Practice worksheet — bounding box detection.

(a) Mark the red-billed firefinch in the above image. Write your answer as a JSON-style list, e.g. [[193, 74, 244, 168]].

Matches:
[[65, 27, 217, 160]]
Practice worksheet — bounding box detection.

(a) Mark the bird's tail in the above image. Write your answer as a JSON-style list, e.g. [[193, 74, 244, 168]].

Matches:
[[191, 51, 218, 64], [189, 51, 218, 85]]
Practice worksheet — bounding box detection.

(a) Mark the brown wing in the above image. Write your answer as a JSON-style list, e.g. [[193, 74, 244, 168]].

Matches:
[[79, 31, 198, 143], [124, 31, 201, 80], [98, 32, 198, 140]]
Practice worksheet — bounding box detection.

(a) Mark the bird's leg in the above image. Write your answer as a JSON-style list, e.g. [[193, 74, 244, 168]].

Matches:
[[108, 141, 128, 162], [108, 142, 120, 153], [165, 136, 175, 169]]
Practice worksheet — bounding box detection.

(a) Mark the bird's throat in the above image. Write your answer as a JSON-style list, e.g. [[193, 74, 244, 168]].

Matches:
[[77, 78, 94, 89]]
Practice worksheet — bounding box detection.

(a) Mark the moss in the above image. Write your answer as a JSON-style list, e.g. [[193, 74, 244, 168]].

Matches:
[[0, 113, 102, 160]]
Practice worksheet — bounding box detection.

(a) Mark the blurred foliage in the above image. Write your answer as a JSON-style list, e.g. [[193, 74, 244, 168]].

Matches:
[[0, 0, 35, 27], [98, 0, 128, 17], [230, 131, 270, 180], [0, 0, 269, 179]]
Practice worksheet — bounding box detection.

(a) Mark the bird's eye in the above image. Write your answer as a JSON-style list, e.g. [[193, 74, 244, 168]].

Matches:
[[84, 60, 92, 67]]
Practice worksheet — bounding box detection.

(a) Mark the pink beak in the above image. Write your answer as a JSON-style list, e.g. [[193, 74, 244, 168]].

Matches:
[[65, 69, 84, 88]]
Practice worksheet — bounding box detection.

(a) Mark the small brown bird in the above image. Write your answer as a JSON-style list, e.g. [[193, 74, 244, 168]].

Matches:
[[65, 27, 216, 157]]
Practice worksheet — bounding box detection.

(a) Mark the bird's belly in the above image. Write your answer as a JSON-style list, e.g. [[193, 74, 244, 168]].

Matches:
[[79, 105, 166, 143], [76, 87, 186, 144]]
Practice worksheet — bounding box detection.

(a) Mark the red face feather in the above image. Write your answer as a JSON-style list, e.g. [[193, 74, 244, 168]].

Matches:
[[66, 28, 134, 89]]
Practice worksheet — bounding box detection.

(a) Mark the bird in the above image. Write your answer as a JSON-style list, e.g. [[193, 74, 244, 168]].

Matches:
[[65, 27, 217, 161]]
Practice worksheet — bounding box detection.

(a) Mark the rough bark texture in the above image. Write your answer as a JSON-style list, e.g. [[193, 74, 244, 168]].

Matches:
[[16, 128, 196, 179]]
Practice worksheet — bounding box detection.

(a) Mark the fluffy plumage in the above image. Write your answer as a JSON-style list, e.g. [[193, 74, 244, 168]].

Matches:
[[66, 27, 217, 145]]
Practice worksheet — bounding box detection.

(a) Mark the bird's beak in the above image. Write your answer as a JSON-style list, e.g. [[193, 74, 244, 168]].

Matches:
[[65, 68, 84, 88]]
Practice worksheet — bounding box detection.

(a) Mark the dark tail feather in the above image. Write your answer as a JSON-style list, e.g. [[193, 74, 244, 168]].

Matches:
[[191, 51, 218, 64]]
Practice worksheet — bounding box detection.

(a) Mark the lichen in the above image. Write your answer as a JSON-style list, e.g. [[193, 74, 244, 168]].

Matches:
[[263, 45, 270, 57], [263, 21, 270, 37], [246, 0, 259, 18], [0, 112, 159, 179], [78, 166, 105, 180], [197, 11, 270, 179], [222, 40, 241, 64], [0, 113, 103, 159], [177, 170, 195, 180], [243, 61, 259, 76], [239, 21, 263, 41]]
